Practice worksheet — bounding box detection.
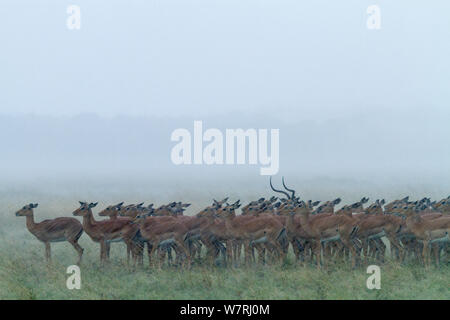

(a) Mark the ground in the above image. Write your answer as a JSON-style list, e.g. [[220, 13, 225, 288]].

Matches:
[[1, 189, 448, 300]]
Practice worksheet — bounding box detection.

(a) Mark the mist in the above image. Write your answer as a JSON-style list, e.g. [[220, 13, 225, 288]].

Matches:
[[1, 1, 449, 212], [1, 107, 449, 213]]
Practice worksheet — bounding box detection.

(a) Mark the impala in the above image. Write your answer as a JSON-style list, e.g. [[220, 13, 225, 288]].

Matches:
[[15, 203, 84, 265], [397, 203, 450, 267], [73, 202, 136, 264]]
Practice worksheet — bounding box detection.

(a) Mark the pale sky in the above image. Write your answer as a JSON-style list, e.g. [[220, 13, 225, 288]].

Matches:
[[0, 1, 449, 119], [0, 1, 449, 202]]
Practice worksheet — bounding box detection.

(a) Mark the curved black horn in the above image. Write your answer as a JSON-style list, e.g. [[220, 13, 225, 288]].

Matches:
[[282, 176, 296, 199], [270, 177, 291, 199]]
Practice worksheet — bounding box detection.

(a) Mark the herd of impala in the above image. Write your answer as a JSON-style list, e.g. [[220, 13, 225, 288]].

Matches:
[[14, 177, 450, 269]]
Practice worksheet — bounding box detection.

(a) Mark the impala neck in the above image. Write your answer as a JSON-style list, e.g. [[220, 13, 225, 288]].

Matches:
[[82, 210, 98, 229], [286, 213, 295, 231], [25, 213, 37, 233], [298, 208, 310, 228]]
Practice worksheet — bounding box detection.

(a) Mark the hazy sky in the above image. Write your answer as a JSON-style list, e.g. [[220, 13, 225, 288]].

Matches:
[[0, 1, 449, 199], [0, 1, 449, 119]]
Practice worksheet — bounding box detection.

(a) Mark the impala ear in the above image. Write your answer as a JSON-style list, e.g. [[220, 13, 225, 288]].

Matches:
[[334, 198, 341, 205], [380, 199, 385, 205], [312, 201, 320, 207], [182, 203, 191, 208], [89, 202, 98, 208], [79, 201, 86, 206], [402, 196, 409, 202]]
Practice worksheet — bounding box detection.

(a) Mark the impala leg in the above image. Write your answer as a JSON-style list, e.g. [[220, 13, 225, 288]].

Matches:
[[100, 240, 106, 265], [146, 243, 153, 267], [125, 240, 135, 266], [362, 239, 370, 265], [433, 243, 440, 267], [225, 240, 233, 266], [243, 241, 251, 266], [232, 241, 237, 264], [255, 244, 265, 265], [105, 242, 111, 260], [174, 239, 190, 269], [388, 235, 402, 262], [167, 246, 173, 266], [314, 241, 322, 269], [341, 238, 356, 269], [148, 243, 157, 268], [272, 239, 285, 263], [422, 241, 429, 268], [126, 244, 131, 265], [237, 241, 242, 263], [197, 240, 203, 260], [291, 238, 300, 262], [45, 242, 51, 263], [305, 241, 312, 264], [158, 246, 167, 268], [375, 239, 385, 263], [69, 240, 84, 265]]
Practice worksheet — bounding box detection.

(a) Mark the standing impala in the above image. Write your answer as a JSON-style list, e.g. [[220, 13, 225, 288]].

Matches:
[[15, 203, 84, 265], [73, 201, 135, 264]]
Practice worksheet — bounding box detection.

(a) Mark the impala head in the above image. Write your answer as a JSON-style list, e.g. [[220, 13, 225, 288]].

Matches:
[[293, 200, 311, 216], [98, 202, 124, 217], [434, 197, 450, 212], [152, 204, 174, 216], [131, 211, 152, 225], [139, 203, 155, 215], [213, 197, 229, 209], [196, 206, 218, 218], [278, 202, 297, 216], [170, 202, 191, 216], [351, 197, 369, 214], [73, 201, 98, 216], [307, 200, 321, 210], [315, 198, 341, 214], [384, 196, 409, 214], [217, 200, 241, 218], [241, 200, 259, 215], [117, 204, 138, 217], [397, 202, 422, 217], [365, 199, 385, 215], [15, 203, 38, 217], [335, 204, 354, 216]]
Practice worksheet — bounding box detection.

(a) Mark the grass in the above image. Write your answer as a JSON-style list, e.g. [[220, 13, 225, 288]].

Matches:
[[0, 194, 448, 300], [0, 234, 448, 300]]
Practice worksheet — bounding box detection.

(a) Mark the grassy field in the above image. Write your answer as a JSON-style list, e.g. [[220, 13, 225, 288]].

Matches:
[[0, 184, 449, 300], [0, 237, 449, 300]]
